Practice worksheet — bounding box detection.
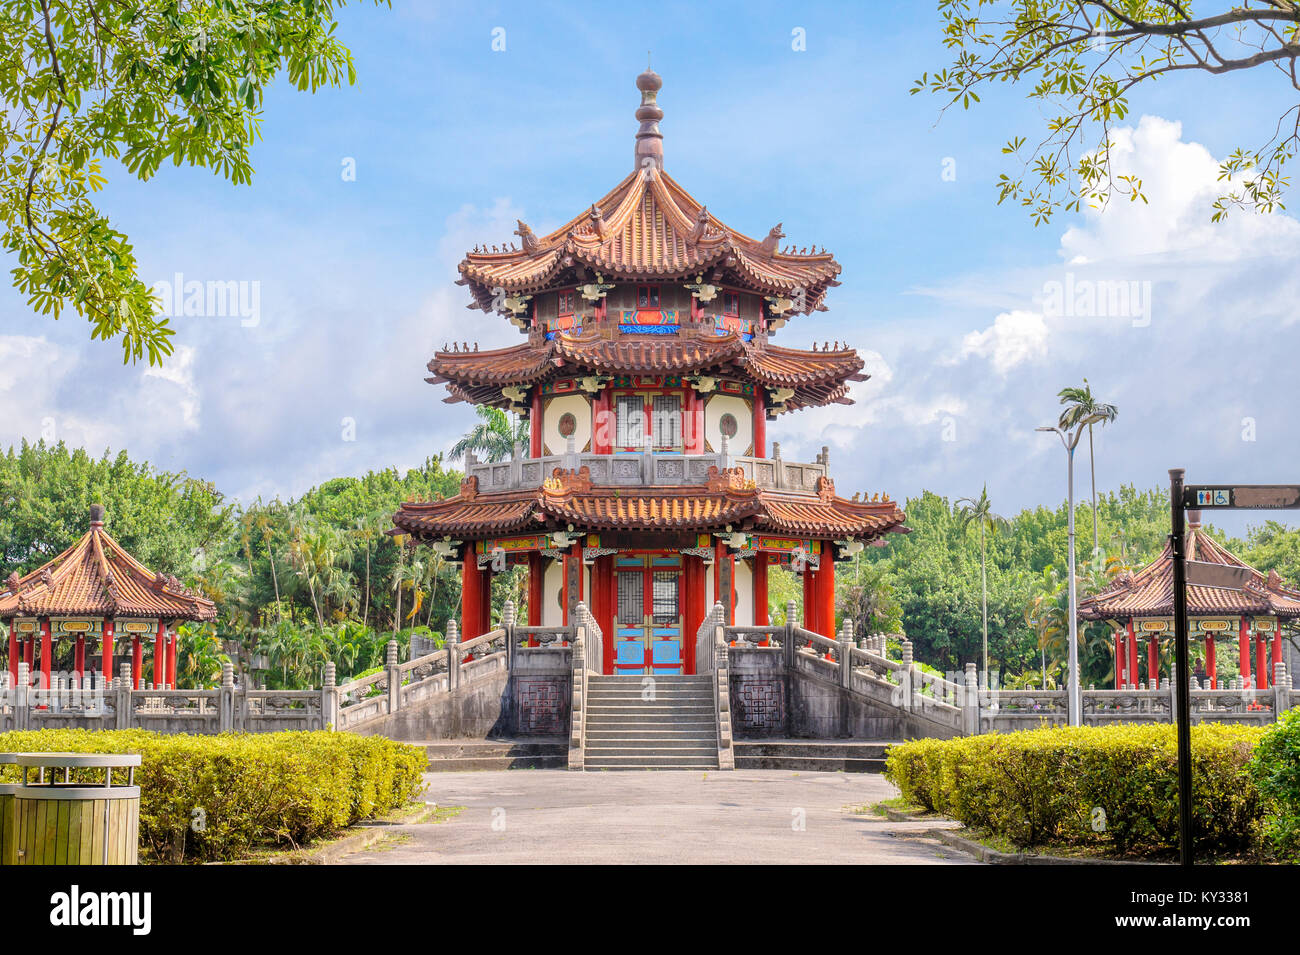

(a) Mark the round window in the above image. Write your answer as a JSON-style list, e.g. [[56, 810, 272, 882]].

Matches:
[[719, 413, 739, 438], [558, 412, 577, 438]]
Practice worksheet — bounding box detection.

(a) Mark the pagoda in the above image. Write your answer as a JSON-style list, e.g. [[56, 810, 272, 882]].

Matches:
[[1, 505, 216, 691], [393, 70, 907, 675], [1078, 510, 1300, 690]]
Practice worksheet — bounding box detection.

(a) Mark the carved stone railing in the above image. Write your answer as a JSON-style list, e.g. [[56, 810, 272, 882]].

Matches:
[[466, 442, 828, 496], [705, 602, 735, 770], [566, 601, 602, 771]]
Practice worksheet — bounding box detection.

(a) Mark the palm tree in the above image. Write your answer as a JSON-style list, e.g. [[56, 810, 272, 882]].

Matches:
[[1058, 379, 1119, 557], [449, 405, 530, 463], [956, 486, 1008, 680], [1025, 567, 1067, 689]]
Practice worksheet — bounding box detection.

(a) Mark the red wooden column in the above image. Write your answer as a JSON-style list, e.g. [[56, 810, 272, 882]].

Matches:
[[527, 552, 543, 630], [1239, 615, 1252, 687], [74, 634, 85, 687], [102, 619, 114, 687], [683, 555, 707, 675], [802, 562, 817, 635], [166, 627, 179, 689], [153, 620, 166, 689], [1256, 631, 1269, 690], [1147, 634, 1159, 690], [39, 617, 52, 690], [594, 388, 614, 454], [713, 540, 735, 624], [753, 391, 766, 457], [1114, 630, 1124, 689], [753, 554, 769, 627], [132, 635, 143, 690], [6, 619, 16, 684], [1205, 632, 1217, 690], [1126, 620, 1138, 688], [815, 551, 837, 638], [461, 553, 486, 640], [530, 388, 543, 458], [1272, 620, 1284, 684]]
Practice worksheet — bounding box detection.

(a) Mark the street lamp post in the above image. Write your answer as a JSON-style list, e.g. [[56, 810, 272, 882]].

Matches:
[[1038, 414, 1106, 727]]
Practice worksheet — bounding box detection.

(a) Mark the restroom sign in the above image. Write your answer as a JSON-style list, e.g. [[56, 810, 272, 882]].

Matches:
[[1193, 488, 1231, 507]]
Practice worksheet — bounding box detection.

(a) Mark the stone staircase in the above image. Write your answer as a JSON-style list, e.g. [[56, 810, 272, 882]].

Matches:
[[584, 674, 719, 770]]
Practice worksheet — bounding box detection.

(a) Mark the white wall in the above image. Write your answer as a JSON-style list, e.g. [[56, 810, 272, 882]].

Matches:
[[704, 394, 753, 455], [542, 394, 592, 454], [542, 558, 564, 627], [734, 559, 753, 626]]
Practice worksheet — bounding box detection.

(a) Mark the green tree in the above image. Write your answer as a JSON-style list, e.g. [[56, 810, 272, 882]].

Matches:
[[913, 2, 1300, 223], [1058, 380, 1119, 556], [956, 485, 1008, 677], [0, 0, 387, 364], [449, 405, 530, 463]]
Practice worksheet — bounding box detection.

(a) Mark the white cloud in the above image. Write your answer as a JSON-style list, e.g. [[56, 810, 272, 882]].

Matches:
[[958, 310, 1049, 375]]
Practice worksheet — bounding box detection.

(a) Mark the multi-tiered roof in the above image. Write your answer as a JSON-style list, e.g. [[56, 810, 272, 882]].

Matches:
[[1078, 518, 1300, 621], [0, 506, 216, 622]]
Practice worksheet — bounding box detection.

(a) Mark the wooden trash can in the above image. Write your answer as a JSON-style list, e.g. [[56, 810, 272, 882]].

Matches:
[[0, 754, 16, 866], [8, 753, 143, 865]]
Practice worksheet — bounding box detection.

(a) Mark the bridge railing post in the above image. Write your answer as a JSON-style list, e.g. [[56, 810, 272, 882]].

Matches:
[[783, 600, 797, 670], [386, 640, 401, 715], [219, 662, 236, 732], [963, 662, 979, 735], [838, 618, 854, 688], [1274, 662, 1290, 721], [321, 662, 338, 731], [899, 640, 914, 712], [115, 663, 132, 729], [445, 619, 460, 691], [15, 663, 29, 731]]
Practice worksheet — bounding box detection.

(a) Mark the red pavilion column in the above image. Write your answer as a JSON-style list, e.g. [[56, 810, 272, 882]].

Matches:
[[6, 619, 16, 684], [1272, 619, 1284, 684], [815, 551, 837, 639], [23, 633, 33, 669], [802, 561, 817, 635], [1148, 634, 1159, 690], [166, 626, 178, 689], [1239, 615, 1252, 687], [1256, 630, 1269, 690], [461, 552, 485, 640], [1206, 632, 1217, 689], [131, 635, 143, 690], [530, 388, 543, 458], [153, 620, 166, 689], [683, 555, 706, 675], [713, 539, 736, 625], [1114, 630, 1124, 689], [753, 391, 767, 458], [102, 619, 114, 687], [74, 634, 85, 687], [1127, 620, 1138, 689], [527, 552, 543, 630], [753, 554, 769, 627], [39, 616, 52, 690]]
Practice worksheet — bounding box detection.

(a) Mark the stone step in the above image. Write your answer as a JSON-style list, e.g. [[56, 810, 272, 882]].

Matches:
[[586, 702, 713, 712], [732, 755, 885, 773], [587, 746, 717, 757], [585, 738, 717, 743], [731, 740, 896, 773], [586, 690, 714, 699], [585, 760, 719, 770]]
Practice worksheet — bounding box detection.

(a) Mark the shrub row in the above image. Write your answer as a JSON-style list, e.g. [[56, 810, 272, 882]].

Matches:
[[0, 730, 426, 863], [885, 724, 1267, 857]]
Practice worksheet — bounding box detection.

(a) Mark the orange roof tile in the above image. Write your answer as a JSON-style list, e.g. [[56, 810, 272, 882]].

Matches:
[[391, 471, 906, 542], [0, 508, 216, 622], [1078, 524, 1300, 621]]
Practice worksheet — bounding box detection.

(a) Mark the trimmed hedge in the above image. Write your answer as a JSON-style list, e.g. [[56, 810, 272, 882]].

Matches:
[[0, 730, 426, 863], [885, 724, 1266, 858], [1251, 707, 1300, 860]]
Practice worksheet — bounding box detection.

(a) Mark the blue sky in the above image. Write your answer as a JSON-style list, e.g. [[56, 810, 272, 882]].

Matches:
[[2, 0, 1298, 536]]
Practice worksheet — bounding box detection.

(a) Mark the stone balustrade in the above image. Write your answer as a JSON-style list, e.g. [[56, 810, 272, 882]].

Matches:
[[466, 440, 828, 494]]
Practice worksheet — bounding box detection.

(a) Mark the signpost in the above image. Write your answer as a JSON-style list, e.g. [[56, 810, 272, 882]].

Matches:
[[1169, 471, 1300, 867]]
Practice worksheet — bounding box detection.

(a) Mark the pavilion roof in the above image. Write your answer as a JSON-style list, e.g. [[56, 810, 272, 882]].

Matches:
[[0, 507, 217, 622], [1077, 520, 1300, 621], [426, 329, 866, 412], [390, 467, 906, 542], [456, 164, 842, 315], [456, 70, 841, 319]]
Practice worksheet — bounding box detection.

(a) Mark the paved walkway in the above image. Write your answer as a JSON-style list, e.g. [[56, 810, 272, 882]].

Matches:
[[345, 770, 977, 865]]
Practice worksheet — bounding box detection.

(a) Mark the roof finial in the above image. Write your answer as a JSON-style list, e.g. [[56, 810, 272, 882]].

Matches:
[[89, 503, 105, 529], [634, 65, 664, 172]]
